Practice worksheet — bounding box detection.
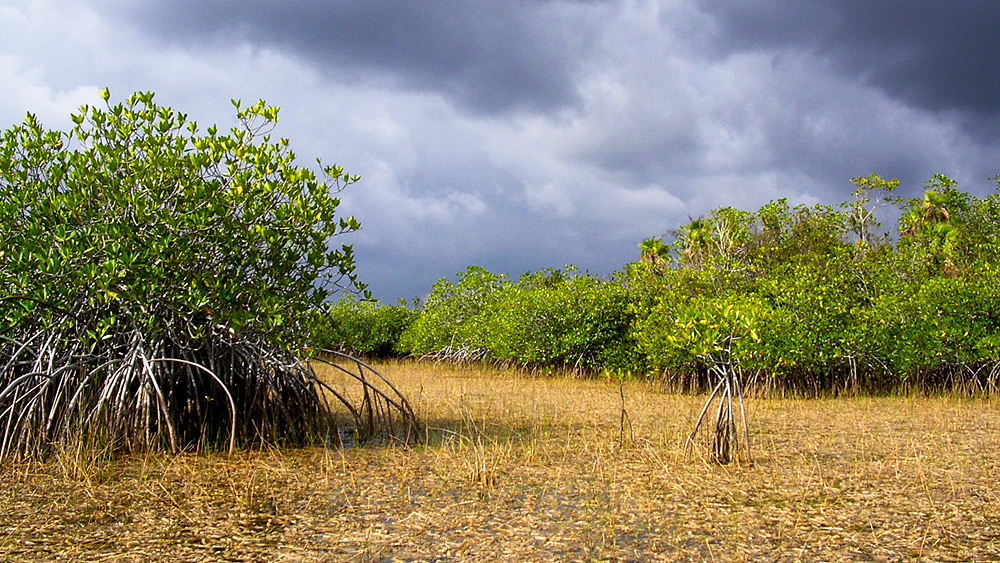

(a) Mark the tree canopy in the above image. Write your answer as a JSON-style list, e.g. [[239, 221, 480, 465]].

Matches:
[[0, 90, 415, 460], [322, 173, 1000, 396], [1, 89, 365, 345]]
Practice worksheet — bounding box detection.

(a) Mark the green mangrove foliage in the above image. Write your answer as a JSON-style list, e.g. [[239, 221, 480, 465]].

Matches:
[[631, 173, 1000, 392], [0, 90, 415, 460], [344, 173, 1000, 394], [313, 297, 418, 357], [400, 266, 635, 370]]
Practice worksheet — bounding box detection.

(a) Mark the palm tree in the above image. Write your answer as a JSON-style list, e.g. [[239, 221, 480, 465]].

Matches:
[[638, 237, 670, 267], [678, 217, 713, 267], [901, 187, 965, 275]]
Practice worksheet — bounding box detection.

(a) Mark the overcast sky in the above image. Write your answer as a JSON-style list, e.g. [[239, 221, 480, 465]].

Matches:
[[3, 1, 999, 300]]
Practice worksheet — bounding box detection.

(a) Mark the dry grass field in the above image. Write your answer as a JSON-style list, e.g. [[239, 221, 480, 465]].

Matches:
[[1, 361, 998, 562]]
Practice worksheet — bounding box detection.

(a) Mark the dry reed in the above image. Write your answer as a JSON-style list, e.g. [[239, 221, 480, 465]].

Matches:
[[1, 361, 997, 562]]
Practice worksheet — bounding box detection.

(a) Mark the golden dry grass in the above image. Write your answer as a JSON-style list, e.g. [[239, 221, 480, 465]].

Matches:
[[1, 361, 998, 562]]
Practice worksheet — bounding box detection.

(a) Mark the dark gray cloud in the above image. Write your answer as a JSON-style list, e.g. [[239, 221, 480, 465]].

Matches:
[[4, 0, 1000, 300], [698, 1, 1000, 135], [89, 0, 609, 115]]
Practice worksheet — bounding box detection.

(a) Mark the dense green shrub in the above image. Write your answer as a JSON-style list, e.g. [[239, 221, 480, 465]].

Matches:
[[483, 269, 635, 370], [398, 265, 507, 358], [314, 298, 418, 357], [0, 92, 365, 345], [631, 287, 770, 381], [399, 266, 635, 372], [0, 90, 416, 460], [630, 173, 1000, 393], [393, 174, 1000, 393], [858, 263, 1000, 386]]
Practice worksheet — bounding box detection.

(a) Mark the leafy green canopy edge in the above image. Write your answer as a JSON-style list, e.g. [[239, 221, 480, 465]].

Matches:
[[0, 90, 416, 460]]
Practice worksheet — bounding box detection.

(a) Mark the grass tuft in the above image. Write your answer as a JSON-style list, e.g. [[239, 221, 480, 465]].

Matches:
[[1, 361, 997, 561]]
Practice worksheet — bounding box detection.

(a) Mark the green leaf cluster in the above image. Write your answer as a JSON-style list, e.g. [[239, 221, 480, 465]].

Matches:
[[358, 172, 1000, 394], [0, 90, 393, 458], [396, 266, 634, 371], [631, 173, 1000, 392], [312, 298, 418, 357], [0, 90, 365, 347]]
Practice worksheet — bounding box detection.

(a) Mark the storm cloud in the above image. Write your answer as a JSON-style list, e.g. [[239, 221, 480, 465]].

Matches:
[[699, 1, 1000, 133], [88, 0, 610, 115], [2, 0, 998, 300]]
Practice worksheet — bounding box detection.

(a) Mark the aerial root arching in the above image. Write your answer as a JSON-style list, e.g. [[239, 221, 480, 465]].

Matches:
[[0, 326, 419, 461], [310, 350, 419, 446], [685, 359, 752, 465]]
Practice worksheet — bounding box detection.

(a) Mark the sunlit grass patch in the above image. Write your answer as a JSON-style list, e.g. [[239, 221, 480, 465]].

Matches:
[[1, 362, 997, 562]]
